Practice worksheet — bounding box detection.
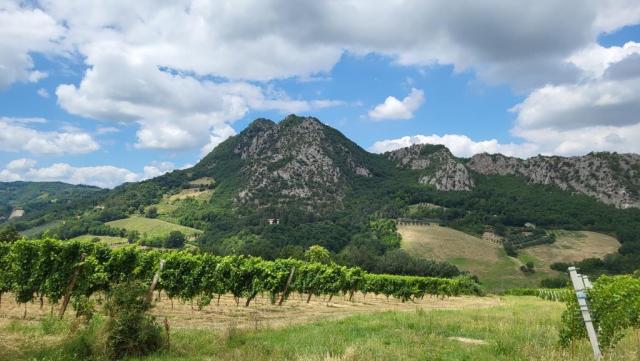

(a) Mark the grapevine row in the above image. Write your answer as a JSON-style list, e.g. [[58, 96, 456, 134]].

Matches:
[[0, 239, 482, 313]]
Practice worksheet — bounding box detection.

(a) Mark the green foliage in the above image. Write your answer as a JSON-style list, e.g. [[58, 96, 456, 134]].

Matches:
[[145, 206, 158, 219], [540, 276, 569, 288], [504, 288, 571, 302], [0, 239, 481, 313], [305, 245, 331, 264], [0, 224, 21, 242], [164, 231, 185, 249], [104, 281, 163, 360], [0, 181, 107, 231], [560, 275, 640, 348]]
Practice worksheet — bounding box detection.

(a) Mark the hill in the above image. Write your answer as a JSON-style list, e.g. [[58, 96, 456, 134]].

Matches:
[[106, 216, 202, 239], [2, 114, 640, 279], [398, 224, 620, 290], [0, 181, 107, 229]]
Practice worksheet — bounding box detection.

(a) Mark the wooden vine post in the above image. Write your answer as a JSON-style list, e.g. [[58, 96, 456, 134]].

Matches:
[[278, 266, 295, 306], [146, 259, 166, 305], [59, 253, 86, 319]]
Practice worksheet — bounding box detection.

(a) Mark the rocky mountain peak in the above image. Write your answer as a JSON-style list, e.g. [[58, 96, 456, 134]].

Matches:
[[229, 115, 373, 211], [384, 144, 475, 191], [467, 151, 640, 208]]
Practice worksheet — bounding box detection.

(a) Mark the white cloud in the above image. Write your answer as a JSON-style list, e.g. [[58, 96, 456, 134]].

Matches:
[[0, 117, 99, 155], [56, 51, 340, 150], [507, 41, 640, 155], [4, 1, 640, 156], [369, 88, 424, 121], [370, 134, 538, 158], [142, 161, 176, 179], [0, 2, 64, 89], [0, 158, 179, 188], [36, 88, 50, 98]]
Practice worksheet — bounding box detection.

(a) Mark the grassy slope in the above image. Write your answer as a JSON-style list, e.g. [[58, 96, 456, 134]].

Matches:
[[106, 216, 202, 238], [5, 297, 638, 361], [69, 234, 129, 247], [398, 225, 618, 291]]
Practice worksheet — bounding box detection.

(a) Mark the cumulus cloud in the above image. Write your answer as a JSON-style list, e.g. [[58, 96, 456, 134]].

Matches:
[[507, 41, 640, 155], [0, 158, 179, 188], [0, 2, 64, 89], [368, 88, 424, 121], [0, 117, 99, 155], [4, 1, 640, 156], [370, 134, 538, 158], [55, 51, 340, 150]]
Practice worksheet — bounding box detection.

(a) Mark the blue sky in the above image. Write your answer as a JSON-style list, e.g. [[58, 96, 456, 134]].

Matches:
[[1, 1, 640, 187]]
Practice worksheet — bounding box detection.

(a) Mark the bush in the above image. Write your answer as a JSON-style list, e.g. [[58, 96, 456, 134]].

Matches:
[[104, 281, 163, 360], [540, 276, 568, 288], [164, 231, 185, 249], [145, 207, 158, 219], [520, 262, 535, 274], [504, 243, 518, 257]]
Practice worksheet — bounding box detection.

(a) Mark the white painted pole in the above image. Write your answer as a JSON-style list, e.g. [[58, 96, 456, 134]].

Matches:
[[568, 266, 601, 360]]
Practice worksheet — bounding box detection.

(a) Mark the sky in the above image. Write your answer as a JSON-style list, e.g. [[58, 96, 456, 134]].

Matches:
[[0, 0, 640, 188]]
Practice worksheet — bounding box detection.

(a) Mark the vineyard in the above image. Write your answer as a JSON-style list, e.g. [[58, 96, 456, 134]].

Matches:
[[0, 239, 483, 317]]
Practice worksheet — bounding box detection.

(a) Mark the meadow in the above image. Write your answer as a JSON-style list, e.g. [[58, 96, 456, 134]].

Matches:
[[399, 225, 620, 291], [106, 216, 202, 239], [1, 295, 637, 361]]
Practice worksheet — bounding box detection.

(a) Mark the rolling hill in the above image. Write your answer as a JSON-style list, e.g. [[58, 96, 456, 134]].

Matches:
[[398, 224, 620, 290], [2, 115, 639, 281]]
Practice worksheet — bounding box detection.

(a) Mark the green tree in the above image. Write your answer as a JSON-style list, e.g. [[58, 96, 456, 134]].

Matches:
[[0, 225, 21, 243], [145, 206, 158, 219], [164, 231, 185, 249], [305, 245, 331, 264]]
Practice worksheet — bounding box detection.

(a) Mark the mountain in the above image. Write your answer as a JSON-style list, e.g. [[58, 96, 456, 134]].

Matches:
[[384, 144, 474, 191], [0, 181, 107, 228], [198, 115, 375, 212], [467, 152, 640, 209], [3, 114, 640, 279]]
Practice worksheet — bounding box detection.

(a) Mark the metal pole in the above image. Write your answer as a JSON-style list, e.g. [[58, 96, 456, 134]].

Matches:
[[568, 266, 601, 360]]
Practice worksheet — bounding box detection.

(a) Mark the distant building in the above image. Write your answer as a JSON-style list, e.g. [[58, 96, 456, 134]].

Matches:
[[524, 222, 536, 229], [267, 218, 280, 225]]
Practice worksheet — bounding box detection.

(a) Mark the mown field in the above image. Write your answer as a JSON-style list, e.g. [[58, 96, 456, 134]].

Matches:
[[106, 216, 202, 239], [398, 225, 619, 291], [69, 234, 129, 247], [1, 295, 638, 361]]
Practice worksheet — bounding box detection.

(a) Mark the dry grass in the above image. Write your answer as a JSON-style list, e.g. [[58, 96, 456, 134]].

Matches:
[[0, 292, 500, 332], [399, 224, 501, 261], [524, 230, 620, 267], [167, 189, 213, 202], [399, 225, 622, 291]]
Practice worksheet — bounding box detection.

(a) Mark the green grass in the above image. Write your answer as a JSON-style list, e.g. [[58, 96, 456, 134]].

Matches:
[[106, 216, 202, 239], [8, 297, 638, 361], [399, 225, 619, 292], [69, 234, 129, 247], [19, 220, 62, 238]]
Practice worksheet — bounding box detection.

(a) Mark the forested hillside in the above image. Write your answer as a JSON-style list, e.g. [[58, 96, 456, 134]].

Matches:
[[1, 115, 639, 280]]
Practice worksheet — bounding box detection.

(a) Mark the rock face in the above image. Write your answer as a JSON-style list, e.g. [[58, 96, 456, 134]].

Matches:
[[468, 152, 640, 208], [385, 144, 474, 191], [231, 115, 373, 209]]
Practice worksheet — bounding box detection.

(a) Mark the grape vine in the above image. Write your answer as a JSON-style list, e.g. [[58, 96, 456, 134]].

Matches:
[[0, 239, 483, 316]]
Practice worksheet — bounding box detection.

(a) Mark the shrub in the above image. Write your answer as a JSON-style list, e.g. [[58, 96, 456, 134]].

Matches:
[[164, 231, 185, 249], [103, 281, 163, 360], [145, 207, 158, 219], [540, 277, 568, 288]]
